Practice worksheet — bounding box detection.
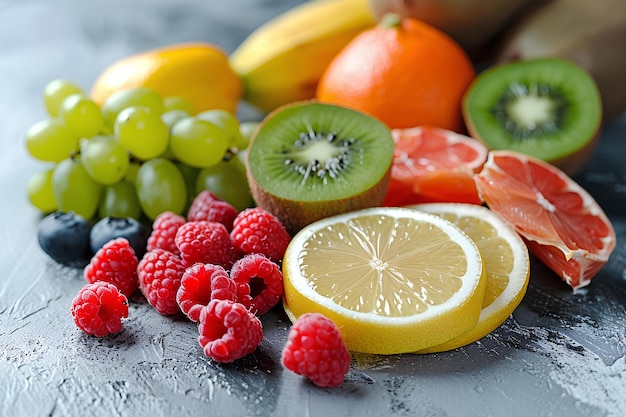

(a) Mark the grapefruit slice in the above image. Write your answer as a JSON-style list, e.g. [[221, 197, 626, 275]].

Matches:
[[282, 207, 486, 354], [382, 126, 488, 206], [474, 150, 616, 290]]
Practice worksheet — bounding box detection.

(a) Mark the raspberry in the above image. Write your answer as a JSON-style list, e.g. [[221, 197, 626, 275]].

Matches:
[[176, 263, 238, 322], [230, 207, 291, 262], [83, 237, 139, 297], [71, 281, 129, 337], [147, 211, 186, 255], [281, 313, 351, 388], [188, 190, 238, 231], [188, 189, 218, 210], [198, 299, 263, 363], [230, 253, 283, 316], [175, 221, 240, 269], [137, 249, 187, 315]]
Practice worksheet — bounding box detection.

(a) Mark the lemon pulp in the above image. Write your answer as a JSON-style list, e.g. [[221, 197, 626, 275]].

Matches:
[[409, 203, 530, 353], [283, 207, 486, 354]]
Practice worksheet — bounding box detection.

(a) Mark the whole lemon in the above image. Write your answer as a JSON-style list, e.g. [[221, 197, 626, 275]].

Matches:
[[91, 42, 243, 115]]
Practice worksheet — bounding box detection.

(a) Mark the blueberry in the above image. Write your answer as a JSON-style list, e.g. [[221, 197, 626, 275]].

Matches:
[[37, 211, 91, 265], [90, 217, 149, 257]]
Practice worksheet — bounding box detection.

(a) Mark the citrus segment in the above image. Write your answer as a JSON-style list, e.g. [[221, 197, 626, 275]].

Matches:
[[383, 126, 488, 206], [474, 150, 616, 289], [408, 203, 530, 353], [282, 207, 486, 354]]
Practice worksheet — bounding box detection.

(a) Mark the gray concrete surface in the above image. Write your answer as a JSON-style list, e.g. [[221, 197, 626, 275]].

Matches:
[[1, 1, 625, 416]]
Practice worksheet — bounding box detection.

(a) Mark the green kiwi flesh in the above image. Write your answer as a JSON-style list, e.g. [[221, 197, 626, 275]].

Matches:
[[246, 101, 394, 234], [463, 58, 602, 175]]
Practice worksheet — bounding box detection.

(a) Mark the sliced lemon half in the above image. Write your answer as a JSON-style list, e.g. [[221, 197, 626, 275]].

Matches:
[[282, 207, 486, 355], [408, 203, 530, 353]]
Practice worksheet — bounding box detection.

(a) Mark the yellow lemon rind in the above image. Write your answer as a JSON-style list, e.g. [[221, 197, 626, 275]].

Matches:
[[408, 203, 530, 353], [282, 207, 487, 355]]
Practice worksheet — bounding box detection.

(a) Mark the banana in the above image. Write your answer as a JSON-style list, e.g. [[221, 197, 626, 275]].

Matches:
[[229, 0, 376, 114]]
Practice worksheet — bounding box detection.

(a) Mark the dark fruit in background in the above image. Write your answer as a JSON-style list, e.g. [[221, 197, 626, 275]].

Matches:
[[90, 217, 149, 257], [37, 211, 91, 264], [495, 0, 626, 123], [367, 0, 536, 55], [462, 57, 603, 176], [246, 101, 394, 235]]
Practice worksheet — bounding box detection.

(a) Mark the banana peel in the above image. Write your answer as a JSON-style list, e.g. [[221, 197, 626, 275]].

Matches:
[[495, 0, 626, 122], [229, 0, 376, 114]]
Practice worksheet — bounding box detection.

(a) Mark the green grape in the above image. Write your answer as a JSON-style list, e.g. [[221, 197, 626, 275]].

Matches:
[[176, 161, 200, 211], [159, 110, 191, 160], [163, 96, 195, 114], [27, 168, 58, 213], [99, 180, 141, 219], [170, 117, 230, 168], [59, 94, 104, 139], [52, 158, 103, 220], [25, 118, 79, 162], [136, 158, 187, 220], [196, 109, 245, 149], [80, 135, 130, 185], [101, 87, 165, 128], [43, 79, 84, 117], [161, 109, 190, 129], [114, 106, 169, 160], [239, 121, 259, 149], [229, 149, 248, 176], [196, 159, 253, 211], [125, 161, 141, 184]]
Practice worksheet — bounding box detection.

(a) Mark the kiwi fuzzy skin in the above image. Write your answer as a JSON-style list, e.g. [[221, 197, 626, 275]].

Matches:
[[548, 126, 602, 176], [247, 167, 391, 236], [461, 58, 604, 177], [244, 100, 395, 236]]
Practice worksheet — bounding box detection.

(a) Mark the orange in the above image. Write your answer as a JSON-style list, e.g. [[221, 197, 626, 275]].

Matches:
[[383, 126, 488, 206], [90, 42, 243, 115], [474, 150, 616, 290], [315, 14, 475, 131]]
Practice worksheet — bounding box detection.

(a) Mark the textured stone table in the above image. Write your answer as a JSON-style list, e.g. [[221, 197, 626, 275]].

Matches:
[[1, 1, 625, 416]]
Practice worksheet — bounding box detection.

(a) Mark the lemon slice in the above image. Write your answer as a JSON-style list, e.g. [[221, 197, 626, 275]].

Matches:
[[282, 207, 486, 354], [408, 203, 530, 353]]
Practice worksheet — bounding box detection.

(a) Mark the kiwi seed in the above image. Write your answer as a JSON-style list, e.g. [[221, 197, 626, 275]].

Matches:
[[491, 81, 569, 140], [463, 58, 602, 175], [246, 101, 394, 234]]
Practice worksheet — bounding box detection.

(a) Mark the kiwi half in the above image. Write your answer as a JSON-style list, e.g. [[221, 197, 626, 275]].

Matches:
[[462, 58, 602, 175], [246, 101, 394, 235]]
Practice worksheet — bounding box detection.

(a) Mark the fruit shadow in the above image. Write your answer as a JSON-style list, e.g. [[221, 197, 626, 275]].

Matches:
[[344, 258, 584, 381], [507, 255, 626, 366], [347, 335, 513, 383]]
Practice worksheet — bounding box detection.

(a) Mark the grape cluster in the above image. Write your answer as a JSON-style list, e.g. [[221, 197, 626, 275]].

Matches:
[[26, 79, 259, 222]]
